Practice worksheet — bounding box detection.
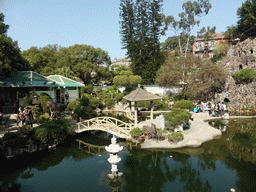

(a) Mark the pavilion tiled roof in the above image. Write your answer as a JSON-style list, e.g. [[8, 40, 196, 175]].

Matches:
[[123, 88, 162, 102]]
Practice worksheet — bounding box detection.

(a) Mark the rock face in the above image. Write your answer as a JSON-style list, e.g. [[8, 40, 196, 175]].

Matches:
[[215, 38, 256, 110]]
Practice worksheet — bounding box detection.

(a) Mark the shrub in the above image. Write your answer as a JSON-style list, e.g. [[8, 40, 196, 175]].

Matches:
[[36, 115, 50, 124], [168, 132, 184, 143], [173, 100, 194, 111], [130, 127, 143, 137], [114, 93, 124, 102], [74, 106, 97, 120], [17, 125, 32, 136], [23, 97, 33, 106], [165, 108, 192, 130], [3, 132, 27, 148], [232, 69, 256, 84], [38, 93, 53, 113], [90, 97, 102, 109], [35, 127, 49, 144], [66, 100, 80, 111], [104, 98, 115, 108]]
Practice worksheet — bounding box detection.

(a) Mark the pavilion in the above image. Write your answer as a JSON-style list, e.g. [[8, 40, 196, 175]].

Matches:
[[123, 87, 162, 126]]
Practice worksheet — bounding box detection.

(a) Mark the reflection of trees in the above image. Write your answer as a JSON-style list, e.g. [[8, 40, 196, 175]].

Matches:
[[123, 149, 213, 192], [123, 150, 167, 192]]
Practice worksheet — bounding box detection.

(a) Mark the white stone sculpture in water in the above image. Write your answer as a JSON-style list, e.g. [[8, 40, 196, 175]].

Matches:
[[105, 136, 123, 179]]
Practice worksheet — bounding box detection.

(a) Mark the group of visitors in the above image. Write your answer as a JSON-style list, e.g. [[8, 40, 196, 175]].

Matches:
[[211, 102, 227, 117], [17, 106, 34, 127], [193, 101, 227, 117], [61, 92, 69, 104]]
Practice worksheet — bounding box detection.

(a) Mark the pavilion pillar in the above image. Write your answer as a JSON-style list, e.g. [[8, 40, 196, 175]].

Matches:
[[134, 102, 138, 127], [150, 100, 153, 120]]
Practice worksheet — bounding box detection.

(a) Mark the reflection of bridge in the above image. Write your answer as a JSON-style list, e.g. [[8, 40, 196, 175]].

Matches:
[[74, 117, 135, 139], [76, 139, 138, 156]]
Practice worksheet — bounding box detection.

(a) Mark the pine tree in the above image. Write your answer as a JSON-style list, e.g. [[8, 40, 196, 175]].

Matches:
[[119, 0, 164, 84]]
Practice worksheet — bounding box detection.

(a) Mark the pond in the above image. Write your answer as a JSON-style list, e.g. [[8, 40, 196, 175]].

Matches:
[[1, 118, 256, 192]]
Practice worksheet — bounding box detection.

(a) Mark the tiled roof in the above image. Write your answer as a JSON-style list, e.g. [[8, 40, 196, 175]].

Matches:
[[0, 71, 58, 87], [47, 75, 85, 87], [192, 33, 227, 41], [123, 88, 162, 102]]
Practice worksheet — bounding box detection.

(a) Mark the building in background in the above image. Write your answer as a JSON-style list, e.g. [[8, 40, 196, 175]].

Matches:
[[109, 57, 131, 71], [191, 33, 239, 59]]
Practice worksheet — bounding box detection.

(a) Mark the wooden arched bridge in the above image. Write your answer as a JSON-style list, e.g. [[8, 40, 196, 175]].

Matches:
[[74, 116, 135, 139]]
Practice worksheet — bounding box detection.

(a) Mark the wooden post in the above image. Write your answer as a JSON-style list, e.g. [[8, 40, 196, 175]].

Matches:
[[150, 100, 154, 120], [135, 102, 138, 127]]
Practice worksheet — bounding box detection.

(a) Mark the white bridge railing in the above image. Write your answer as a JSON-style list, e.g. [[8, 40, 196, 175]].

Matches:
[[75, 116, 135, 139]]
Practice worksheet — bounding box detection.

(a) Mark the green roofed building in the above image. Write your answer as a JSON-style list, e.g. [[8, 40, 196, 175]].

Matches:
[[47, 75, 85, 102], [0, 72, 84, 113]]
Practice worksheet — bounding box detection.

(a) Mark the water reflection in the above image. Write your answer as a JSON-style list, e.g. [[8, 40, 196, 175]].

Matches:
[[1, 119, 256, 192]]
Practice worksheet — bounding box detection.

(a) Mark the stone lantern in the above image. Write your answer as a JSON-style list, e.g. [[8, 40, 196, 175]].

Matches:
[[105, 136, 123, 179]]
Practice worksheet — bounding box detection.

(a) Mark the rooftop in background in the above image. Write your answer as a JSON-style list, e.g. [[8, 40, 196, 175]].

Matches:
[[0, 71, 58, 87], [192, 33, 227, 42], [47, 75, 85, 87]]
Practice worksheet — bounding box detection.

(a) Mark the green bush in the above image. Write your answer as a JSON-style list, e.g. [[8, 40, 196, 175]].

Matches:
[[0, 138, 5, 157], [66, 100, 80, 111], [165, 108, 192, 130], [114, 93, 124, 102], [36, 115, 50, 124], [74, 106, 97, 120], [3, 132, 27, 148], [90, 97, 102, 109], [35, 127, 49, 144], [168, 132, 184, 143], [23, 97, 33, 106], [232, 69, 256, 84], [38, 93, 53, 113], [104, 98, 115, 108], [130, 127, 143, 137], [173, 100, 194, 111]]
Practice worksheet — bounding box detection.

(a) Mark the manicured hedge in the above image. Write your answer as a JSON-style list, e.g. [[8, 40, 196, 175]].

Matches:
[[173, 100, 194, 111]]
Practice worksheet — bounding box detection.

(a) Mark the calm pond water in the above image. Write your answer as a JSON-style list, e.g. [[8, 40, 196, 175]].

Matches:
[[1, 118, 256, 192]]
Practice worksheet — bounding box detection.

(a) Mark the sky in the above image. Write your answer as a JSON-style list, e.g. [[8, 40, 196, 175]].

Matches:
[[0, 0, 245, 61]]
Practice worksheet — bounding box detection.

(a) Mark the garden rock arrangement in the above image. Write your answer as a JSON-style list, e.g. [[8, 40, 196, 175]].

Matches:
[[216, 38, 256, 110], [140, 117, 222, 149]]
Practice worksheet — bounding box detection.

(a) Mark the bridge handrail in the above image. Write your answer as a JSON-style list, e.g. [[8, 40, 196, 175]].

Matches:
[[77, 116, 135, 131]]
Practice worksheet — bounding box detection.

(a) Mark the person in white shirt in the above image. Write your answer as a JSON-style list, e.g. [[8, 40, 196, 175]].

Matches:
[[221, 102, 227, 116]]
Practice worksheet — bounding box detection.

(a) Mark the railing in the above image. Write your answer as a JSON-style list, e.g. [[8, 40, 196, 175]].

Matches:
[[76, 117, 135, 139]]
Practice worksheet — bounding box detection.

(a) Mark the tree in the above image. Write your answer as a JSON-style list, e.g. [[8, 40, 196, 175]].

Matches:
[[119, 0, 164, 83], [22, 44, 111, 85], [113, 70, 142, 88], [156, 54, 227, 101], [237, 0, 256, 40], [224, 25, 240, 40], [197, 26, 216, 41], [163, 0, 211, 57], [0, 13, 31, 77], [161, 35, 194, 52]]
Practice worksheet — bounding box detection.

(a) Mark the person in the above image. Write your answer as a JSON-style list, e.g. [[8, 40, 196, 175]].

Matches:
[[24, 108, 30, 126], [193, 106, 199, 113], [214, 102, 219, 117], [65, 92, 69, 102], [222, 102, 227, 116], [61, 92, 64, 104], [17, 111, 25, 126], [28, 108, 34, 128]]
